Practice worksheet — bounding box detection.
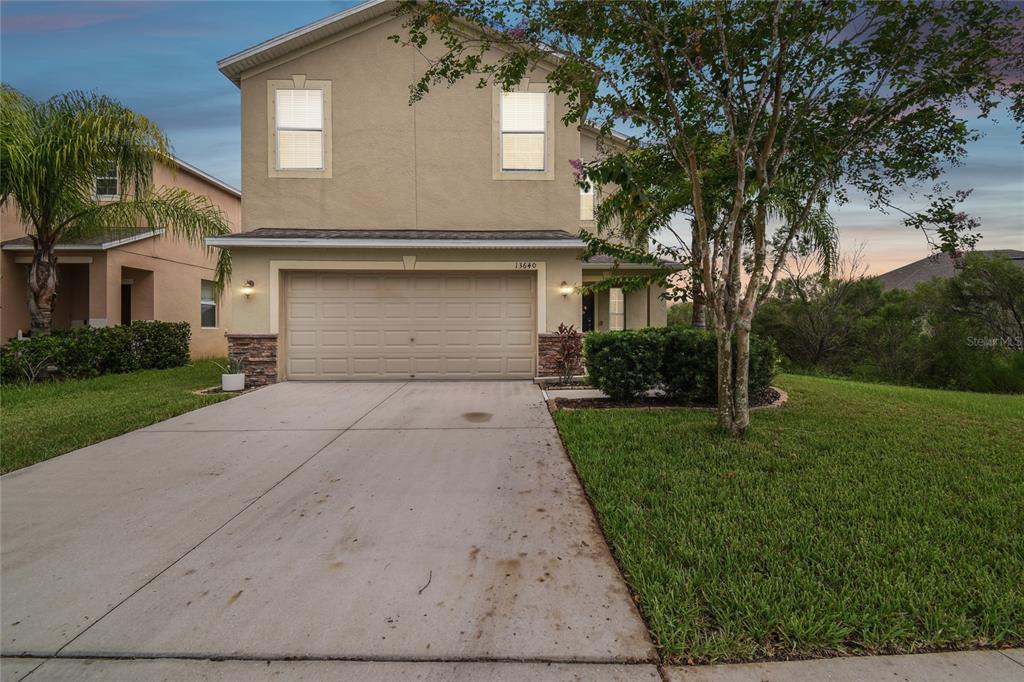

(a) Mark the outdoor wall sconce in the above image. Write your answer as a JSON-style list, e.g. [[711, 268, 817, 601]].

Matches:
[[559, 281, 574, 298], [241, 280, 255, 298]]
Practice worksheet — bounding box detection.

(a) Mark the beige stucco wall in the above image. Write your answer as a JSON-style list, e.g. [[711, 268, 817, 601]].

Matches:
[[0, 161, 240, 357], [238, 14, 582, 232]]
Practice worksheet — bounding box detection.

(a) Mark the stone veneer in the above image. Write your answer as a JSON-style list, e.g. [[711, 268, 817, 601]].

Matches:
[[227, 333, 278, 387], [537, 333, 564, 377]]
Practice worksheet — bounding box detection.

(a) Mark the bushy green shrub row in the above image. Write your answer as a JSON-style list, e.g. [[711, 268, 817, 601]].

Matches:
[[584, 327, 778, 402], [1, 321, 191, 382]]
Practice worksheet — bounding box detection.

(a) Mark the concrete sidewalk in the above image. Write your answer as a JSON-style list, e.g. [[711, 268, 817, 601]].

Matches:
[[3, 649, 1021, 680]]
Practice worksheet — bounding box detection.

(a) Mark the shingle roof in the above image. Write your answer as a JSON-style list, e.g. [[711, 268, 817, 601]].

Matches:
[[1, 228, 163, 251], [876, 250, 1024, 291]]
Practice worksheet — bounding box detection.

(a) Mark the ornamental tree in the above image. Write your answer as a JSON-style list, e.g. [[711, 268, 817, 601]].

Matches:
[[392, 0, 1023, 434]]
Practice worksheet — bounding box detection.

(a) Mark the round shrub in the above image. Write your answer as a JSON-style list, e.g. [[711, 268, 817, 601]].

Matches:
[[584, 329, 663, 402], [660, 326, 718, 403]]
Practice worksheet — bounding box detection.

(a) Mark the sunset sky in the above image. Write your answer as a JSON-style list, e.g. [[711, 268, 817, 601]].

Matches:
[[2, 0, 1021, 275]]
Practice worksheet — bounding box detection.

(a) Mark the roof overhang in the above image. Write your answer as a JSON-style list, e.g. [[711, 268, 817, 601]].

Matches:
[[218, 0, 398, 86], [1, 229, 165, 252], [206, 236, 585, 249], [170, 157, 240, 198]]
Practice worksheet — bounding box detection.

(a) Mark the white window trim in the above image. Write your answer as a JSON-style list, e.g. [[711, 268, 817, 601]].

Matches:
[[492, 80, 555, 181], [95, 167, 119, 200], [200, 280, 218, 329], [267, 76, 332, 179]]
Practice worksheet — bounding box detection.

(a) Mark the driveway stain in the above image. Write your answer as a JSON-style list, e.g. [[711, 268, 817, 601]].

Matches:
[[462, 412, 493, 423]]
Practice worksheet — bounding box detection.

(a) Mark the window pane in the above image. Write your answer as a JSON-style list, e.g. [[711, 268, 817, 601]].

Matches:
[[609, 287, 625, 331], [276, 89, 323, 129], [200, 280, 215, 303], [201, 303, 217, 328], [501, 92, 545, 132], [95, 176, 118, 197], [501, 133, 545, 171], [580, 186, 595, 221], [278, 130, 324, 169]]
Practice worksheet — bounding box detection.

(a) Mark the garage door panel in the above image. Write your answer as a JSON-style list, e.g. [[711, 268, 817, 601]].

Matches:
[[321, 302, 349, 319], [507, 357, 534, 374], [507, 329, 533, 347], [285, 271, 535, 379]]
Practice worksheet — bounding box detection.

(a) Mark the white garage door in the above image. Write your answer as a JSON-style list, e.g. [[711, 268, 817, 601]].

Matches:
[[284, 271, 536, 380]]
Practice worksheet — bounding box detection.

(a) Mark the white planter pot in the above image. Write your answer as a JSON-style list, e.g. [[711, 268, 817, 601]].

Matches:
[[221, 373, 245, 392]]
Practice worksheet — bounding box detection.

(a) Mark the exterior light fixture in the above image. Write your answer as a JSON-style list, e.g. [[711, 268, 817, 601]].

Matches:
[[241, 280, 255, 298], [559, 281, 574, 298]]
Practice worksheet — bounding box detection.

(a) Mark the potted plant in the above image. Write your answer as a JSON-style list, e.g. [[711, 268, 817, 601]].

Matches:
[[216, 357, 245, 392]]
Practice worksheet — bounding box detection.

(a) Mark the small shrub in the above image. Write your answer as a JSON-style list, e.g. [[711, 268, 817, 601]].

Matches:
[[131, 321, 190, 369], [1, 321, 190, 383], [553, 323, 583, 385], [1, 336, 61, 383], [584, 328, 663, 402], [660, 327, 718, 403], [585, 327, 779, 404], [747, 334, 780, 395]]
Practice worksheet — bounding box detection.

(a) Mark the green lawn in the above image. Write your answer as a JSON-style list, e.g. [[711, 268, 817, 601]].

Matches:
[[1, 360, 232, 474], [554, 374, 1024, 664]]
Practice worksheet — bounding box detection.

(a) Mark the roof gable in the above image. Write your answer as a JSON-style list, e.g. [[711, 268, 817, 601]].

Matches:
[[218, 0, 397, 86]]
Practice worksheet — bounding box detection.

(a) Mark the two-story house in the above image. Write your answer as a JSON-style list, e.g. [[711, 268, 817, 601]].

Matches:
[[210, 0, 668, 384], [1, 158, 241, 357]]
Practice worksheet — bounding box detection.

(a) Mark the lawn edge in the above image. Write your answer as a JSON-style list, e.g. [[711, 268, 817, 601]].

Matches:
[[546, 400, 666, 667]]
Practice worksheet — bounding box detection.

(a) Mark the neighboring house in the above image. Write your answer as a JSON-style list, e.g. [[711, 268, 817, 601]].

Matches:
[[1, 158, 241, 357], [876, 249, 1024, 291], [210, 0, 669, 384]]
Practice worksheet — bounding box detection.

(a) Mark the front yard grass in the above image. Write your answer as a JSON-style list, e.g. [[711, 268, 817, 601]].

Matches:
[[554, 374, 1024, 664], [1, 360, 232, 474]]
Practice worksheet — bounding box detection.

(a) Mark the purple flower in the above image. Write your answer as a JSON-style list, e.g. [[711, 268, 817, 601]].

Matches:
[[569, 158, 584, 181], [694, 55, 704, 70]]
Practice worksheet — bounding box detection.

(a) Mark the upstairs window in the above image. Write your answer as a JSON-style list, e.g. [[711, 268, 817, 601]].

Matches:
[[500, 92, 546, 171], [95, 166, 118, 199], [580, 184, 595, 221], [200, 280, 217, 328], [275, 89, 324, 170]]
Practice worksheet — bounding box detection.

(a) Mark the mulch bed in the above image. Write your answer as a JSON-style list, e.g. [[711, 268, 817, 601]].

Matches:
[[549, 386, 783, 411]]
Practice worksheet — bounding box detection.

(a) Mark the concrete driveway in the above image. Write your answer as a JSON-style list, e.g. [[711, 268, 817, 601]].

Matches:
[[1, 381, 657, 680]]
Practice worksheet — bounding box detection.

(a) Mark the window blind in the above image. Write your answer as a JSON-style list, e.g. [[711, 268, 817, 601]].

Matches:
[[500, 92, 546, 171], [276, 89, 324, 170]]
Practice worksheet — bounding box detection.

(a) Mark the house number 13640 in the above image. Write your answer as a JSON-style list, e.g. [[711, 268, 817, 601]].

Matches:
[[514, 261, 538, 270]]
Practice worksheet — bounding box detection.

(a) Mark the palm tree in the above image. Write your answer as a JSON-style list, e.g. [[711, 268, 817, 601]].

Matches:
[[0, 85, 231, 335]]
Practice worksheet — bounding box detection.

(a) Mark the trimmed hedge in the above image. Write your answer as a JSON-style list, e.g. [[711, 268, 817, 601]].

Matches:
[[584, 326, 778, 404], [1, 321, 191, 382]]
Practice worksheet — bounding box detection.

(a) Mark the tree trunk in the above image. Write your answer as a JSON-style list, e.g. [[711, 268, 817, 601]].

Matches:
[[731, 323, 752, 435], [714, 326, 736, 432], [690, 222, 706, 328], [713, 321, 752, 436], [26, 243, 58, 335]]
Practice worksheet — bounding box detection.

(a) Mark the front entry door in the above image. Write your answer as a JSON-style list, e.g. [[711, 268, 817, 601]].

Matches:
[[120, 284, 132, 325], [581, 290, 595, 332]]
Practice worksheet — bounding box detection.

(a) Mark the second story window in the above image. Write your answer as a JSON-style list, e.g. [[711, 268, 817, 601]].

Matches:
[[500, 92, 546, 171], [580, 184, 595, 221], [95, 166, 118, 199], [275, 89, 324, 170]]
